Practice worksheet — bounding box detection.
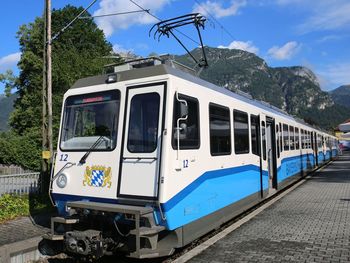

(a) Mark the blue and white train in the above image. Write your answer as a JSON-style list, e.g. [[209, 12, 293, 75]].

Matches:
[[45, 58, 338, 259]]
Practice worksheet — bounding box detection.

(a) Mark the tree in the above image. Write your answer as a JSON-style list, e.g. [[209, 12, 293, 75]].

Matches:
[[2, 5, 118, 170]]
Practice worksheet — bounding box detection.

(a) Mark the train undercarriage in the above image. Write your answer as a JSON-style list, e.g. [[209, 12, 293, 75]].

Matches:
[[41, 201, 180, 261]]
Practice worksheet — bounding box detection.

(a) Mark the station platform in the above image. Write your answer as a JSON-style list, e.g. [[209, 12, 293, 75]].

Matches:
[[187, 152, 350, 263], [0, 215, 49, 262]]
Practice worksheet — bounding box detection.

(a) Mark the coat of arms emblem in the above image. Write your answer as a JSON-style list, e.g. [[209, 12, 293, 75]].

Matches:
[[83, 165, 112, 188]]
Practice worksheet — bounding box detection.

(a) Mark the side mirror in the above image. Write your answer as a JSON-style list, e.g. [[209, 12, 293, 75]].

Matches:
[[180, 102, 188, 118]]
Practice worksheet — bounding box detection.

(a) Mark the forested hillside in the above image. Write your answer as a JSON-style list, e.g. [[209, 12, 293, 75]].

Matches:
[[330, 85, 350, 108], [175, 47, 350, 130]]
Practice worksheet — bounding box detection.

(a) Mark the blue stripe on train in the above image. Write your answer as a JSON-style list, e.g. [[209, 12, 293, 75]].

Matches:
[[277, 153, 314, 183], [161, 153, 315, 230], [161, 164, 266, 230], [318, 151, 326, 164], [325, 150, 331, 161], [332, 149, 338, 157]]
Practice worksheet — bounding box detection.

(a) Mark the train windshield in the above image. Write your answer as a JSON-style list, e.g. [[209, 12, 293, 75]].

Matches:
[[60, 90, 120, 151]]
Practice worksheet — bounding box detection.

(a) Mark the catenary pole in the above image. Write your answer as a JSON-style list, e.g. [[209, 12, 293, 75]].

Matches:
[[47, 0, 53, 160], [42, 0, 97, 191], [41, 0, 52, 193], [41, 0, 48, 191]]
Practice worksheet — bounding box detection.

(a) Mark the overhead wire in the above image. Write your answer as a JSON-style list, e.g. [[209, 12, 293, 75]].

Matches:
[[79, 10, 149, 19], [51, 0, 98, 43]]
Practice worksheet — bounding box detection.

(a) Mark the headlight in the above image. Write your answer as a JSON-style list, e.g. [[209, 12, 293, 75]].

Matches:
[[56, 173, 68, 188]]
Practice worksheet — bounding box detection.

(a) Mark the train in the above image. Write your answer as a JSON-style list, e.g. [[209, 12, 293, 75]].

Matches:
[[43, 57, 339, 260]]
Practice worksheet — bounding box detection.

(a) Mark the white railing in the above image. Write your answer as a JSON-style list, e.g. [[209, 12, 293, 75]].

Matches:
[[0, 173, 40, 196], [0, 165, 33, 175]]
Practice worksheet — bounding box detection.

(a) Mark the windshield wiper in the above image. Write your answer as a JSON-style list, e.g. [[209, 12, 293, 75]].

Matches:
[[79, 136, 106, 164]]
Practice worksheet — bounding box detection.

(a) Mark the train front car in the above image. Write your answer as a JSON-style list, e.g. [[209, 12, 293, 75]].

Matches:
[[44, 65, 178, 260]]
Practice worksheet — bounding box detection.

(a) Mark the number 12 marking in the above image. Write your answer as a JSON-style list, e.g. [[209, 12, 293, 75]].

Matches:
[[183, 159, 189, 168], [60, 154, 68, 161]]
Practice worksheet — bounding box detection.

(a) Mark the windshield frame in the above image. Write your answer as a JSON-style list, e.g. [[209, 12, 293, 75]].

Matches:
[[59, 89, 121, 152]]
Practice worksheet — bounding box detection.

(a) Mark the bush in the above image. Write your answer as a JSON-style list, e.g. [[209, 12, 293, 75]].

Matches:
[[0, 194, 29, 222], [0, 193, 54, 223]]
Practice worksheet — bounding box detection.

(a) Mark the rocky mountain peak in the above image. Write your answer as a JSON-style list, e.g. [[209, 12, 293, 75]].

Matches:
[[289, 66, 319, 86], [174, 46, 349, 129]]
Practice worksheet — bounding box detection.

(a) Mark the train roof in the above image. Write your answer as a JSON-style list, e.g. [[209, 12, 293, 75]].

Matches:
[[71, 63, 332, 135]]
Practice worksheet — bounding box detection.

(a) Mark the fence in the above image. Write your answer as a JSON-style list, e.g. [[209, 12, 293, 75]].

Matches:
[[0, 165, 33, 176], [0, 173, 40, 196]]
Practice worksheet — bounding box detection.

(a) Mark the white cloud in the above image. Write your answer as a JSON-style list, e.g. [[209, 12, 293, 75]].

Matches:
[[93, 0, 168, 37], [218, 40, 259, 54], [317, 34, 344, 43], [193, 0, 247, 18], [267, 41, 300, 60], [112, 44, 133, 54], [318, 63, 350, 90], [300, 3, 350, 32], [275, 0, 350, 33], [0, 52, 21, 72]]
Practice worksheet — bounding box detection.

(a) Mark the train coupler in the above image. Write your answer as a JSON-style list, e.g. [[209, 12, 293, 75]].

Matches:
[[64, 229, 105, 260]]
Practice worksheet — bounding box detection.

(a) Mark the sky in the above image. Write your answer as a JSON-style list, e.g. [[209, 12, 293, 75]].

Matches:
[[1, 0, 350, 94]]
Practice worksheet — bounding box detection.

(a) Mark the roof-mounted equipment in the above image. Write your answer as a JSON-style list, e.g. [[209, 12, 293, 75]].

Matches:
[[150, 13, 209, 68]]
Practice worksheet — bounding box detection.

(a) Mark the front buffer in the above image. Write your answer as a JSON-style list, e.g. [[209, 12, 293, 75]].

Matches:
[[41, 201, 180, 261]]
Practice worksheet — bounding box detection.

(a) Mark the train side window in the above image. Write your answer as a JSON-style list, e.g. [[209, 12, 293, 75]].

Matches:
[[262, 121, 266, 160], [304, 131, 307, 149], [283, 124, 289, 151], [172, 94, 200, 150], [295, 128, 300, 150], [290, 126, 295, 150], [234, 110, 249, 154], [209, 104, 231, 156], [251, 115, 260, 156], [308, 132, 311, 149], [276, 124, 280, 158], [317, 134, 321, 148], [279, 123, 283, 153], [306, 131, 308, 149]]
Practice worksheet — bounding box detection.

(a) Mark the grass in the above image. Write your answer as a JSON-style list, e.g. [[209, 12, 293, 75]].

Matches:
[[0, 193, 55, 223]]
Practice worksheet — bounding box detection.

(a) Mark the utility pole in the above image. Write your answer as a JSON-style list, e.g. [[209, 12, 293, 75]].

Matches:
[[41, 0, 96, 192], [41, 0, 52, 193], [47, 0, 53, 160]]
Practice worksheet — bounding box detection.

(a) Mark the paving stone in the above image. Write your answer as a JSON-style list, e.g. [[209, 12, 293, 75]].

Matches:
[[189, 153, 350, 263], [0, 214, 50, 247]]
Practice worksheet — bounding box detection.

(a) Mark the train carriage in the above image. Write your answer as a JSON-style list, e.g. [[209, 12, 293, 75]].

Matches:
[[44, 58, 338, 260]]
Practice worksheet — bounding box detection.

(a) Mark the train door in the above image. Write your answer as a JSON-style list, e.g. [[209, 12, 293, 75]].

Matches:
[[314, 132, 318, 166], [118, 84, 165, 199], [266, 117, 278, 193], [311, 132, 316, 167], [260, 114, 277, 196]]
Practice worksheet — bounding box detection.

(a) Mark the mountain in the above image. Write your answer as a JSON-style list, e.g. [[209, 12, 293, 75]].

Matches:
[[330, 85, 350, 108], [174, 47, 349, 130], [0, 93, 18, 131]]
